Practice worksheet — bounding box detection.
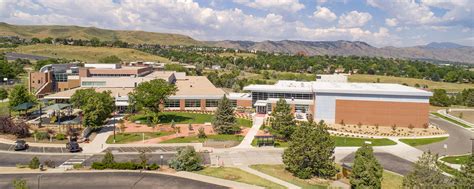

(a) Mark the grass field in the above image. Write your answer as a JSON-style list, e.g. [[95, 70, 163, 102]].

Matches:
[[196, 167, 285, 189], [160, 134, 244, 143], [14, 44, 171, 62], [105, 132, 173, 144], [437, 161, 460, 176], [249, 164, 328, 189], [0, 101, 8, 116], [130, 112, 252, 127], [349, 74, 472, 92], [381, 171, 403, 189], [254, 136, 396, 148], [440, 154, 471, 164], [399, 137, 448, 147], [432, 112, 471, 128]]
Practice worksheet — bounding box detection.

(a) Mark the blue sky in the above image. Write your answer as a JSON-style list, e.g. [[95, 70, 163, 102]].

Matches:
[[0, 0, 473, 47]]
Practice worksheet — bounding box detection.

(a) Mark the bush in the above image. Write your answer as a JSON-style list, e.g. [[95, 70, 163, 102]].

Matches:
[[55, 133, 66, 140], [102, 151, 115, 165], [169, 147, 202, 171], [91, 162, 107, 170], [0, 116, 30, 138], [197, 127, 206, 138], [29, 157, 40, 169], [35, 132, 49, 140], [149, 163, 160, 170], [44, 160, 56, 168], [73, 163, 83, 169], [91, 161, 158, 170]]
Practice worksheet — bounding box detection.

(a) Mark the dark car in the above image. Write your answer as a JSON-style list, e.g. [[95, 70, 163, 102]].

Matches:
[[14, 140, 29, 151], [66, 141, 83, 153]]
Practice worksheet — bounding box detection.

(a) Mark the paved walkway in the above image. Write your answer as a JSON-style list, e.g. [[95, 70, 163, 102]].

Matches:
[[234, 116, 264, 148], [82, 115, 123, 153], [238, 165, 301, 189], [176, 171, 264, 189]]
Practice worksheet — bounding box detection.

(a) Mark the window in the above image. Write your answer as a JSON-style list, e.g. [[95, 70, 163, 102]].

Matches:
[[205, 99, 219, 107], [165, 99, 180, 108], [295, 105, 309, 113], [185, 99, 201, 107], [81, 81, 106, 87]]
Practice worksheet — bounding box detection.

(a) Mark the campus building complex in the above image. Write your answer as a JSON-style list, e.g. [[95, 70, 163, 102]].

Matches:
[[243, 80, 432, 128], [32, 63, 252, 111]]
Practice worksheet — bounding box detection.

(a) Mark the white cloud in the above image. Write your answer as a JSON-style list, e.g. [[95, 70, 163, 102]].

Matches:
[[367, 0, 439, 25], [233, 0, 305, 13], [312, 6, 337, 22], [338, 11, 372, 28], [385, 18, 398, 27]]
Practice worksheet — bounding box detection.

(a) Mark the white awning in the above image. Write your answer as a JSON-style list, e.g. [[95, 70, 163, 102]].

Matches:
[[254, 100, 267, 106]]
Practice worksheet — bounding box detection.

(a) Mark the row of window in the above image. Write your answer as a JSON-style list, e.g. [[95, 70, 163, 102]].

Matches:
[[82, 81, 106, 87], [164, 99, 237, 108], [251, 92, 313, 102], [90, 74, 135, 77]]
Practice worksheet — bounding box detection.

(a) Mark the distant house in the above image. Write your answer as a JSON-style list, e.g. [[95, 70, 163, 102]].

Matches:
[[211, 65, 221, 70]]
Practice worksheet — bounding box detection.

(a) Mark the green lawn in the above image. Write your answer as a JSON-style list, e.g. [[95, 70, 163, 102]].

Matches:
[[130, 112, 252, 127], [432, 112, 471, 128], [160, 134, 244, 143], [196, 167, 285, 189], [382, 171, 403, 189], [440, 154, 471, 164], [0, 101, 8, 116], [105, 132, 173, 144], [249, 164, 328, 189], [253, 136, 396, 147], [437, 161, 460, 176], [399, 137, 448, 147]]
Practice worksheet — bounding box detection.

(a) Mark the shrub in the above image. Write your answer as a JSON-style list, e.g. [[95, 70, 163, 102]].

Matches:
[[102, 151, 115, 165], [44, 160, 56, 168], [149, 163, 160, 170], [35, 132, 49, 140], [0, 116, 30, 138], [55, 133, 66, 140], [16, 164, 28, 168], [169, 147, 202, 171], [197, 127, 207, 138], [91, 162, 107, 170], [73, 163, 83, 169], [29, 157, 40, 169], [12, 178, 28, 189]]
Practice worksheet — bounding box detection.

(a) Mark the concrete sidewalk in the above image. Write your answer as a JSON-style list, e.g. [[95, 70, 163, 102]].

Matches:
[[234, 116, 264, 148], [82, 115, 123, 153], [176, 171, 264, 189]]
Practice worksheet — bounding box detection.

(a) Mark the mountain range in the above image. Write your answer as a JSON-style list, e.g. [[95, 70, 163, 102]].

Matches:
[[1, 22, 473, 64]]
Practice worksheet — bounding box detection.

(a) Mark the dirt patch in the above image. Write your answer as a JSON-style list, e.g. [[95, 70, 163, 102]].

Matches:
[[448, 110, 474, 123], [328, 124, 446, 137]]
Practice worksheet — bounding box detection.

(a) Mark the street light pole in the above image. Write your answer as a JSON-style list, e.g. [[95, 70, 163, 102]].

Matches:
[[113, 111, 116, 144]]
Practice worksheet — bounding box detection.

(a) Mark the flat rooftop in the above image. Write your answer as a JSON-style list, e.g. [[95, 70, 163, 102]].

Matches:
[[44, 87, 134, 99], [171, 76, 226, 99], [244, 80, 433, 97]]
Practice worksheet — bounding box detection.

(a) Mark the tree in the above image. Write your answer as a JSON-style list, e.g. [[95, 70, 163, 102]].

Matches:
[[430, 89, 451, 107], [282, 121, 337, 179], [102, 151, 115, 166], [71, 89, 114, 127], [350, 144, 383, 188], [0, 116, 30, 138], [8, 85, 36, 109], [139, 150, 148, 169], [169, 147, 202, 171], [212, 95, 239, 134], [129, 79, 177, 114], [454, 153, 474, 188], [12, 178, 28, 189], [197, 127, 207, 138], [29, 156, 40, 169], [403, 151, 451, 188], [98, 55, 122, 63], [271, 98, 295, 140], [0, 88, 8, 100]]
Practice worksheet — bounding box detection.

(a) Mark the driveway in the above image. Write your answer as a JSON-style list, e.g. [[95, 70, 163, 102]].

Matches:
[[0, 172, 227, 189], [416, 116, 474, 155], [340, 152, 414, 175]]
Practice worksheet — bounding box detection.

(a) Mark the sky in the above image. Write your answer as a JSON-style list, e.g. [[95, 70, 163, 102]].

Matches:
[[0, 0, 473, 47]]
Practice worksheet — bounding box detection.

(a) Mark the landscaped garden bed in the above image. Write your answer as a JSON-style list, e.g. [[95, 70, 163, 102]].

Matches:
[[105, 132, 173, 144], [128, 111, 252, 127], [252, 136, 396, 147]]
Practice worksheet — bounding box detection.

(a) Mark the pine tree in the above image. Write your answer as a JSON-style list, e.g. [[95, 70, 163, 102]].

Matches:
[[282, 121, 337, 179], [212, 95, 239, 134], [350, 144, 383, 188], [454, 153, 474, 188], [271, 98, 295, 140], [403, 151, 451, 188]]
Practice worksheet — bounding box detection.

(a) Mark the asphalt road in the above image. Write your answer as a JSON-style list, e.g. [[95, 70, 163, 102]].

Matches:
[[0, 172, 227, 189], [417, 116, 474, 155], [340, 152, 414, 175]]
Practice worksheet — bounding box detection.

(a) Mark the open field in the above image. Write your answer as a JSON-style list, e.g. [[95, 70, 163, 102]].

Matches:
[[448, 110, 474, 123], [249, 164, 328, 189], [130, 112, 252, 127], [349, 74, 472, 92], [14, 44, 171, 63], [160, 134, 243, 143], [441, 154, 471, 164], [105, 132, 173, 144], [399, 137, 448, 147], [196, 167, 285, 189]]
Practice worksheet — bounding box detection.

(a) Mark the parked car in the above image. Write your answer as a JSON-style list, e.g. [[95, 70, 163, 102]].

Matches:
[[66, 140, 83, 153], [14, 140, 29, 151]]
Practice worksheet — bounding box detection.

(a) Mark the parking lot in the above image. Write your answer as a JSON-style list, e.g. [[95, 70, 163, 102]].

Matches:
[[0, 142, 69, 153], [102, 146, 189, 153]]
